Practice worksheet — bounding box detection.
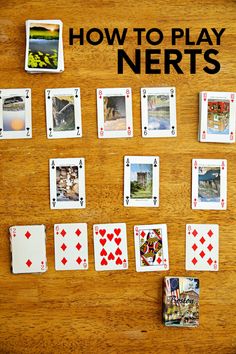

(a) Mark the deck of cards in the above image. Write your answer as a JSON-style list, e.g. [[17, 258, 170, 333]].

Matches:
[[9, 225, 47, 274], [25, 20, 64, 73], [141, 87, 177, 137], [199, 91, 236, 143], [0, 88, 32, 139], [163, 276, 200, 327]]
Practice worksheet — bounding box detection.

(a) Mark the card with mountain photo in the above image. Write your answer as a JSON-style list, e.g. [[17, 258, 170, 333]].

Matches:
[[97, 88, 133, 138], [124, 156, 159, 207], [45, 88, 82, 139], [49, 158, 86, 209], [0, 88, 32, 139], [25, 20, 64, 73], [141, 87, 177, 138]]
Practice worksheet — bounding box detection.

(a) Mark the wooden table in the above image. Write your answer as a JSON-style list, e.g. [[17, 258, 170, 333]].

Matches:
[[0, 1, 235, 352]]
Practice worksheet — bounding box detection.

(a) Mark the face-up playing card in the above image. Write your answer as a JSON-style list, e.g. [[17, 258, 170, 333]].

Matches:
[[54, 223, 88, 271], [124, 156, 159, 207], [25, 20, 64, 73], [199, 91, 236, 143], [9, 225, 47, 274], [134, 224, 169, 272], [186, 224, 219, 271], [96, 88, 133, 138], [45, 88, 82, 139], [0, 88, 32, 139], [141, 87, 177, 138], [93, 223, 128, 271], [49, 158, 86, 209], [192, 159, 227, 210]]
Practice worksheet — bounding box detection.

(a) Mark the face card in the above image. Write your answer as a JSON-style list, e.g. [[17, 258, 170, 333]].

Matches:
[[199, 91, 235, 143], [9, 225, 47, 274], [0, 89, 32, 139], [97, 88, 133, 138], [192, 159, 227, 210], [124, 156, 159, 207], [54, 223, 88, 271], [93, 223, 128, 271], [186, 224, 219, 271], [134, 224, 169, 272], [25, 20, 64, 73], [49, 158, 86, 209], [45, 88, 82, 139], [141, 87, 177, 138]]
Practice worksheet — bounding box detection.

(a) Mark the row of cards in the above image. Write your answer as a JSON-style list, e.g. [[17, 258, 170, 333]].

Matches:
[[9, 223, 219, 274], [48, 157, 227, 210]]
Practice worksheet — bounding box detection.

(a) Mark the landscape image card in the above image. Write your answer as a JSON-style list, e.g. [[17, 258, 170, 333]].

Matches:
[[141, 87, 177, 137], [163, 276, 199, 327], [134, 224, 169, 272], [45, 88, 82, 138], [49, 158, 85, 209], [192, 159, 227, 210], [97, 88, 133, 138], [124, 156, 159, 207], [199, 91, 235, 143], [0, 89, 32, 139]]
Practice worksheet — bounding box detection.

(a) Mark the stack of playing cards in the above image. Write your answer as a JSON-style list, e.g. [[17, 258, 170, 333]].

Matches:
[[163, 276, 199, 327], [25, 20, 64, 73], [9, 225, 47, 274], [0, 89, 32, 139], [199, 91, 236, 143]]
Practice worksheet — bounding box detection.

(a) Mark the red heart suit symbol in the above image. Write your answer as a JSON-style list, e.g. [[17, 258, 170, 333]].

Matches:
[[99, 239, 106, 246], [114, 228, 121, 236], [99, 229, 106, 237], [101, 257, 107, 266], [107, 233, 114, 241], [114, 237, 121, 245], [108, 252, 115, 260], [115, 247, 122, 255], [100, 248, 107, 256], [116, 257, 122, 265]]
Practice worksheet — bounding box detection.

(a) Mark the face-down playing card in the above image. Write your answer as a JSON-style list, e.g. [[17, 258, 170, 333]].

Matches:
[[9, 225, 47, 274], [93, 223, 128, 271], [134, 224, 169, 272], [186, 224, 219, 271], [54, 223, 88, 271]]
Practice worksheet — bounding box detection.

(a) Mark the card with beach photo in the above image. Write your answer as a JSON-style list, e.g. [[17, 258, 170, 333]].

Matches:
[[97, 88, 133, 138], [141, 87, 177, 138], [0, 88, 32, 139], [45, 88, 82, 138]]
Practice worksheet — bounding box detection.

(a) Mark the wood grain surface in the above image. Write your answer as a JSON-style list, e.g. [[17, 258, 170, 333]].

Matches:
[[0, 1, 236, 353]]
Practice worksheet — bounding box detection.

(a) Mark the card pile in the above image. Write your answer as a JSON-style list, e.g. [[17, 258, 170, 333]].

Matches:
[[25, 20, 64, 73], [163, 276, 200, 327], [9, 225, 47, 274], [0, 88, 32, 139], [192, 158, 227, 210], [186, 224, 219, 271], [141, 87, 177, 138], [199, 91, 236, 143], [45, 88, 82, 139], [134, 224, 169, 272], [124, 156, 159, 207]]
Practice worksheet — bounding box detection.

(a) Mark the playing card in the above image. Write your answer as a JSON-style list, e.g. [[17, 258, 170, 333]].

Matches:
[[25, 20, 64, 73], [96, 88, 133, 138], [45, 88, 82, 139], [49, 158, 86, 209], [0, 89, 32, 139], [9, 225, 47, 274], [93, 223, 128, 271], [186, 224, 219, 271], [54, 223, 88, 271], [192, 158, 227, 210], [163, 276, 200, 327], [141, 87, 177, 138], [124, 156, 159, 207], [199, 91, 236, 143], [134, 224, 169, 272]]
